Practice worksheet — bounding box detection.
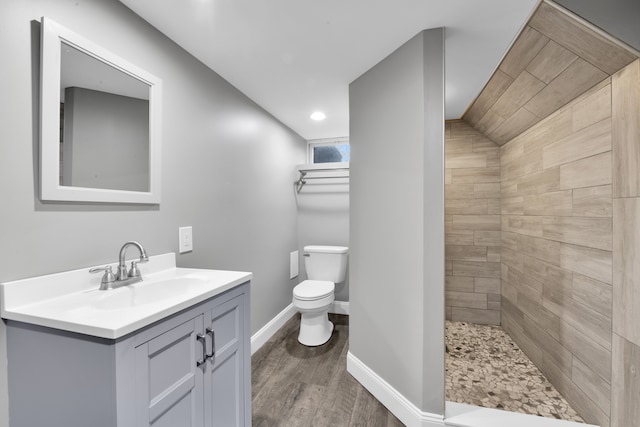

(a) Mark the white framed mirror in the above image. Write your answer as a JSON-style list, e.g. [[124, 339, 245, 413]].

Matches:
[[40, 17, 162, 204]]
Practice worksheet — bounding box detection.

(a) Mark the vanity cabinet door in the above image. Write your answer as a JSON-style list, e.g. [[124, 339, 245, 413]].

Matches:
[[135, 315, 205, 427], [204, 294, 247, 427]]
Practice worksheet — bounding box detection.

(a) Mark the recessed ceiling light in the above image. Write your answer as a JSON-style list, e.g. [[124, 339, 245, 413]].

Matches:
[[310, 111, 326, 121]]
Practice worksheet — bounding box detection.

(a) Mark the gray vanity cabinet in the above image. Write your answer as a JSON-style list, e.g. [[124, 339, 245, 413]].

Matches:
[[205, 295, 246, 426], [134, 314, 205, 426], [6, 282, 250, 427], [135, 291, 247, 427]]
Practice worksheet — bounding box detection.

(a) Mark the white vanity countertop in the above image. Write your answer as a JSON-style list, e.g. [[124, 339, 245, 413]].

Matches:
[[0, 253, 252, 339]]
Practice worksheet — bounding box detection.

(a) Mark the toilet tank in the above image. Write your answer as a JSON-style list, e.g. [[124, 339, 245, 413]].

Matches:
[[304, 245, 349, 283]]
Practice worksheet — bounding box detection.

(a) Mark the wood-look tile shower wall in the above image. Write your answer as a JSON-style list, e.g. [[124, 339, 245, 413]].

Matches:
[[464, 1, 636, 146], [445, 120, 501, 325], [499, 76, 614, 426], [459, 2, 640, 424], [610, 59, 640, 427]]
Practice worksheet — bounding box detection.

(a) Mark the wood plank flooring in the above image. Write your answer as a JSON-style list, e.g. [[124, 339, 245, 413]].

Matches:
[[251, 314, 404, 427]]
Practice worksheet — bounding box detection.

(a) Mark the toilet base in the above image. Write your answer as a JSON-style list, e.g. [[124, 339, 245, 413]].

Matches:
[[297, 310, 334, 346]]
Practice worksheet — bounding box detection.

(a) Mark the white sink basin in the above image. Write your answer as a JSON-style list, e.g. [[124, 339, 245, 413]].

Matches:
[[89, 276, 210, 310], [0, 253, 252, 339]]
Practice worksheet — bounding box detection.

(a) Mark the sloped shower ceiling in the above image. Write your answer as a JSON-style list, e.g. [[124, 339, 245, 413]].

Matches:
[[463, 0, 638, 144]]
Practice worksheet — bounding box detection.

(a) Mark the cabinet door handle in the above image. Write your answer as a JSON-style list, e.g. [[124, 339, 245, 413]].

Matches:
[[206, 327, 215, 359], [196, 333, 207, 367]]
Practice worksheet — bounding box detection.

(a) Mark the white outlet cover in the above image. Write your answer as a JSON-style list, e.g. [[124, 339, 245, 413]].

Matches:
[[179, 226, 193, 253]]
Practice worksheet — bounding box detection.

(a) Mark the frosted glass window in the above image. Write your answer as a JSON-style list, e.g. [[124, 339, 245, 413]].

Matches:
[[310, 141, 350, 163]]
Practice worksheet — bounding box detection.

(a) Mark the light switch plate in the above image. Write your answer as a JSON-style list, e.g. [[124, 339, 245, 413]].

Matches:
[[179, 226, 193, 253], [290, 251, 299, 279]]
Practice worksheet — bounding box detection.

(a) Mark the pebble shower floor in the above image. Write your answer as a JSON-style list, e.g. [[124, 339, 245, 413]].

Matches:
[[445, 321, 585, 423]]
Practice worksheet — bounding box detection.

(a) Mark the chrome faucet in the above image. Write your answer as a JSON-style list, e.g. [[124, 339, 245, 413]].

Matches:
[[117, 241, 149, 280], [90, 241, 149, 290]]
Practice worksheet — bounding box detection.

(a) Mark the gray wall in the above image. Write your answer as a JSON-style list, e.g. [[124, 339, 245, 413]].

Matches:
[[63, 87, 149, 191], [349, 28, 445, 413], [0, 1, 305, 425], [555, 0, 640, 52], [296, 180, 350, 300]]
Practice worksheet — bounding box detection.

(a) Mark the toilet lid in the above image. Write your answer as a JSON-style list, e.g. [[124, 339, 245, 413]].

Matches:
[[293, 280, 334, 300]]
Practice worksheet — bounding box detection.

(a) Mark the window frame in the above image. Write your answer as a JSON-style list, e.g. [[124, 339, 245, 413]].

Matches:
[[307, 137, 350, 165]]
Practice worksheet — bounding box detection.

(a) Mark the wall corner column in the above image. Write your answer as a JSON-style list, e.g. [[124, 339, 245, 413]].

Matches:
[[348, 27, 446, 424]]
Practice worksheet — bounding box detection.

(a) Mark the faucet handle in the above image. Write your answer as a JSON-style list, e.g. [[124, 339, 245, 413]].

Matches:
[[89, 265, 116, 286], [128, 261, 142, 278]]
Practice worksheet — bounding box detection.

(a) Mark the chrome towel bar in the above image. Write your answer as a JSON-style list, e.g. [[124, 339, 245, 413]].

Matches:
[[295, 165, 350, 192]]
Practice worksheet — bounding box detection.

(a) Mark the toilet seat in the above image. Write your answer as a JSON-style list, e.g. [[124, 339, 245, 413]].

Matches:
[[293, 280, 334, 301]]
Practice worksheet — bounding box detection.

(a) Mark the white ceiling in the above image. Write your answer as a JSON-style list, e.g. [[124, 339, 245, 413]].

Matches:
[[119, 0, 540, 141]]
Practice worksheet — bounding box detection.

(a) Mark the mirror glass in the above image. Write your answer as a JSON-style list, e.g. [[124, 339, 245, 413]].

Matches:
[[41, 17, 162, 203], [60, 42, 150, 192]]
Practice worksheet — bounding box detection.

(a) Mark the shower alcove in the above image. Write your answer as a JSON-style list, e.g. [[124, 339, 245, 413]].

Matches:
[[444, 2, 640, 426]]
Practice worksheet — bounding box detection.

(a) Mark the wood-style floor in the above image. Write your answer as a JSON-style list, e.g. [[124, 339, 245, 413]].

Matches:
[[252, 313, 404, 426]]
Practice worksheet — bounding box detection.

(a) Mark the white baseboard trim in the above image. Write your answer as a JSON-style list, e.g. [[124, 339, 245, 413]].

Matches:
[[345, 355, 589, 427], [250, 303, 297, 355], [252, 300, 348, 355], [330, 300, 350, 315], [347, 352, 445, 427]]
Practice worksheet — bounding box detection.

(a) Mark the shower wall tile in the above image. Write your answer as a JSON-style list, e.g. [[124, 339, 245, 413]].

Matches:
[[474, 278, 500, 294], [445, 230, 474, 246], [487, 199, 502, 215], [451, 167, 500, 183], [486, 247, 501, 263], [541, 117, 611, 169], [612, 59, 640, 198], [540, 355, 610, 427], [445, 199, 489, 215], [474, 231, 501, 246], [523, 190, 573, 216], [451, 307, 500, 325], [519, 234, 561, 265], [612, 64, 640, 352], [446, 291, 487, 309], [526, 40, 578, 84], [611, 63, 640, 427], [502, 196, 524, 215], [572, 273, 612, 318], [453, 261, 501, 278], [542, 216, 612, 251], [446, 276, 474, 292], [543, 294, 612, 350], [502, 215, 543, 237], [446, 245, 488, 262], [504, 147, 543, 181], [529, 3, 635, 75], [611, 334, 640, 427], [572, 357, 611, 416], [612, 158, 640, 348], [446, 152, 487, 169], [572, 82, 611, 132], [445, 120, 501, 325], [503, 309, 543, 366], [572, 184, 612, 217], [559, 151, 612, 190], [523, 315, 573, 374], [497, 77, 614, 426], [561, 321, 611, 382], [560, 243, 612, 285]]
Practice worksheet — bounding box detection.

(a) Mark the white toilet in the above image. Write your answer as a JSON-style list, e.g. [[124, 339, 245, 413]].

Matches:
[[293, 245, 348, 346]]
